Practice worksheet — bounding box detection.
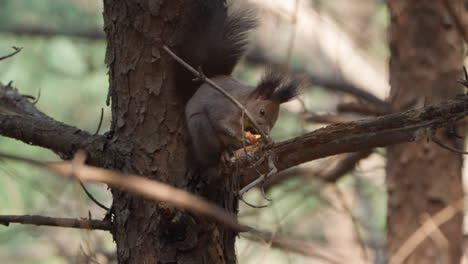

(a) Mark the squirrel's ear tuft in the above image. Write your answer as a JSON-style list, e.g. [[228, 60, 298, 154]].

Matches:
[[254, 69, 303, 103]]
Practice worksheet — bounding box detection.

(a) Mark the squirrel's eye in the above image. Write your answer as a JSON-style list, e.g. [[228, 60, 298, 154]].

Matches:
[[260, 109, 266, 115]]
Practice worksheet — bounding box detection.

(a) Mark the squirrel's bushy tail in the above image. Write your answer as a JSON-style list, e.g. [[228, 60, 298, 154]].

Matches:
[[175, 0, 256, 102]]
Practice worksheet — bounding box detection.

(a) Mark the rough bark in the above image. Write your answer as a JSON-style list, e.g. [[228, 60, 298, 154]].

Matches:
[[102, 1, 237, 263], [386, 1, 465, 263]]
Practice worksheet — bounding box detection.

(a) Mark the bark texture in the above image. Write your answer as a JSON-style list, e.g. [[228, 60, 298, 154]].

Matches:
[[102, 1, 237, 263], [387, 1, 465, 263]]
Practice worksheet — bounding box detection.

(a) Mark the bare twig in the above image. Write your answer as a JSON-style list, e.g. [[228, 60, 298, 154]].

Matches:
[[420, 213, 449, 253], [94, 108, 104, 135], [0, 215, 110, 230], [430, 130, 468, 155], [389, 198, 465, 264], [0, 151, 249, 232], [331, 185, 368, 262], [31, 86, 41, 105], [0, 47, 22, 61], [163, 45, 271, 143], [240, 155, 277, 195], [0, 151, 345, 259], [79, 181, 109, 211]]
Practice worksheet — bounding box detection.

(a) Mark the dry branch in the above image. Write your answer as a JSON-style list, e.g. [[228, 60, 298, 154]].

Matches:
[[239, 94, 468, 186], [389, 198, 465, 264], [0, 215, 110, 230], [0, 83, 107, 162], [0, 152, 341, 261], [0, 47, 22, 61]]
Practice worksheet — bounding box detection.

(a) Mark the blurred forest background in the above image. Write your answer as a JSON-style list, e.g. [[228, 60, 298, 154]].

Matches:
[[0, 0, 445, 263]]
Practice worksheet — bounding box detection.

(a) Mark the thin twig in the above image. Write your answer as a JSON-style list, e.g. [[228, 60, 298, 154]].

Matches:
[[94, 108, 104, 135], [0, 151, 250, 233], [0, 151, 343, 260], [389, 198, 465, 264], [79, 182, 109, 211], [430, 131, 468, 155], [163, 45, 271, 144], [72, 151, 110, 211], [0, 46, 22, 61], [32, 87, 41, 105], [240, 197, 268, 209], [456, 66, 468, 89], [240, 155, 277, 195], [331, 185, 368, 262], [0, 215, 110, 230]]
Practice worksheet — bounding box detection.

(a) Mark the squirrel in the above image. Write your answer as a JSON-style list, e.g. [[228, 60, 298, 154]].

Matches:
[[175, 1, 301, 171]]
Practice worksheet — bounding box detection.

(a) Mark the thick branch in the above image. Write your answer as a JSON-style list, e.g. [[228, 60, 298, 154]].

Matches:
[[0, 83, 106, 162], [238, 94, 468, 185], [0, 215, 110, 230]]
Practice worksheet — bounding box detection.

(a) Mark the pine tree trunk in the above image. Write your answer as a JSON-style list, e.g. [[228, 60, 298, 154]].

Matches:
[[386, 1, 465, 263], [102, 1, 237, 263]]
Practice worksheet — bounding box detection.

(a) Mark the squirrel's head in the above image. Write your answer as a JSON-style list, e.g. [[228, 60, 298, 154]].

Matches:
[[244, 70, 302, 136]]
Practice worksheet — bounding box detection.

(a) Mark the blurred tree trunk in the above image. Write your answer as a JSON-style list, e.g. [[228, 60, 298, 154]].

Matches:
[[102, 1, 237, 263], [386, 1, 465, 263]]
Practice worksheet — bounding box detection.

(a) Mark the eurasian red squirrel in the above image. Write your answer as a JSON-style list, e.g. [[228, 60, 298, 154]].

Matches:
[[176, 1, 301, 169]]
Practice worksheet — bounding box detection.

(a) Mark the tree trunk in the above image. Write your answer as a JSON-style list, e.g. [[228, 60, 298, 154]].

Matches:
[[386, 1, 465, 263], [102, 1, 237, 263]]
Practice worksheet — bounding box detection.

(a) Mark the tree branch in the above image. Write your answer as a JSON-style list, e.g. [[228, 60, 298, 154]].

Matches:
[[0, 152, 343, 261], [262, 150, 373, 189], [0, 82, 106, 162], [238, 94, 468, 186], [0, 215, 110, 230], [0, 47, 22, 61]]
